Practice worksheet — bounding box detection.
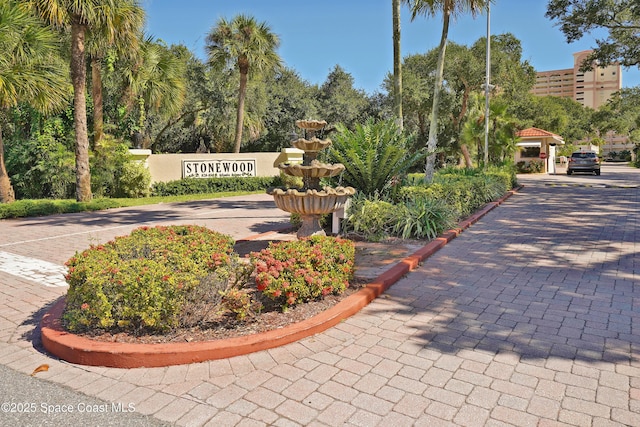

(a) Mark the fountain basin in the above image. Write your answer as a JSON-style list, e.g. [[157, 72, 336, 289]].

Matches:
[[269, 186, 355, 215], [278, 161, 344, 178], [292, 137, 332, 153], [295, 119, 327, 131]]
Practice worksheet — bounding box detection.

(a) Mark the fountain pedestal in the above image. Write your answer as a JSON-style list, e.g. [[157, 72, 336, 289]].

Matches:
[[269, 120, 355, 238]]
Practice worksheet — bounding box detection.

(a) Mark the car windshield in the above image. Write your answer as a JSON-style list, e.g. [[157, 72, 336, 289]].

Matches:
[[571, 152, 596, 158]]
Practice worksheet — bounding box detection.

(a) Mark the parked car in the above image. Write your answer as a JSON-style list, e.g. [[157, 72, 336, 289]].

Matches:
[[567, 151, 601, 175]]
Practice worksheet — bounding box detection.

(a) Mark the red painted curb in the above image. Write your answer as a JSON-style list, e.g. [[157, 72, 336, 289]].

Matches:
[[41, 288, 376, 368], [41, 187, 519, 368]]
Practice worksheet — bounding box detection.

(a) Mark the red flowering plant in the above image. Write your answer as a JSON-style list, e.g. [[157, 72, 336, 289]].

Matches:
[[250, 236, 356, 311], [63, 225, 242, 332]]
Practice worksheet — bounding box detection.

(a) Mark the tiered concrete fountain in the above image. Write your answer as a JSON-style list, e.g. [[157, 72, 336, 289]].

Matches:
[[270, 119, 356, 238]]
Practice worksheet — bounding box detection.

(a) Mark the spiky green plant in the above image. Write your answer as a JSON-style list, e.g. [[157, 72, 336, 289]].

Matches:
[[327, 119, 425, 197]]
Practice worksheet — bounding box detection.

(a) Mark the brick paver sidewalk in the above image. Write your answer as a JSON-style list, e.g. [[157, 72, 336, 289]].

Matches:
[[1, 166, 639, 426]]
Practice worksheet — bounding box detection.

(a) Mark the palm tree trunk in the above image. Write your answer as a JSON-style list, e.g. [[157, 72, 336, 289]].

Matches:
[[91, 56, 104, 148], [392, 0, 403, 132], [0, 125, 16, 203], [70, 23, 92, 202], [424, 5, 451, 183], [233, 70, 248, 153], [460, 144, 473, 168]]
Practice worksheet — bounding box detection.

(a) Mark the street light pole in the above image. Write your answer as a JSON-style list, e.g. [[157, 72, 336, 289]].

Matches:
[[484, 2, 491, 167]]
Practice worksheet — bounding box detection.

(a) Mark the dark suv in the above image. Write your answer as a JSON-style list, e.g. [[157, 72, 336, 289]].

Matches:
[[567, 151, 601, 175]]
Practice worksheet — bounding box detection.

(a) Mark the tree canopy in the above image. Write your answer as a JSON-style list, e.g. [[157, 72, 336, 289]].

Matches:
[[592, 88, 640, 144], [546, 0, 640, 69], [2, 4, 614, 202], [0, 1, 69, 203]]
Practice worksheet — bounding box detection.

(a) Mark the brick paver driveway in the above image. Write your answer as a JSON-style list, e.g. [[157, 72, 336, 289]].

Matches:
[[0, 164, 638, 426]]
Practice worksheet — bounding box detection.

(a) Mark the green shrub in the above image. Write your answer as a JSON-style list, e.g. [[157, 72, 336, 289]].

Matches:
[[403, 180, 477, 218], [345, 196, 406, 241], [516, 160, 544, 173], [5, 117, 76, 200], [151, 176, 282, 196], [91, 138, 133, 198], [0, 198, 122, 219], [401, 169, 512, 219], [278, 170, 303, 189], [326, 119, 424, 197], [392, 197, 456, 240], [346, 194, 455, 241], [251, 236, 355, 311], [345, 167, 514, 241], [63, 225, 238, 332], [485, 166, 517, 190], [115, 161, 151, 198]]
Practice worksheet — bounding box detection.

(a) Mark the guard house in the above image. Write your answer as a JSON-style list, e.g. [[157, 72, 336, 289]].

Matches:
[[515, 127, 565, 174]]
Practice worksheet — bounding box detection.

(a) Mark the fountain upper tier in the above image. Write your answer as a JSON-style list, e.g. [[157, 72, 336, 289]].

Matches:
[[295, 119, 327, 132], [292, 137, 332, 153]]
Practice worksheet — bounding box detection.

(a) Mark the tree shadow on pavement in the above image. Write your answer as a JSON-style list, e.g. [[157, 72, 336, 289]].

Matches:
[[12, 199, 284, 229], [19, 297, 63, 355], [363, 182, 639, 366]]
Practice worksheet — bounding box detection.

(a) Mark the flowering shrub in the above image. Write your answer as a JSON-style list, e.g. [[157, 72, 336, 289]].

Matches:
[[63, 225, 237, 332], [251, 236, 356, 311], [64, 226, 358, 333]]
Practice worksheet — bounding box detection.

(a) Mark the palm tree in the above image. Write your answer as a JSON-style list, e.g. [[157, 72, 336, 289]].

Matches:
[[27, 0, 144, 202], [206, 15, 282, 153], [405, 0, 489, 182], [0, 1, 69, 203], [122, 36, 187, 150], [461, 94, 517, 165], [392, 0, 403, 131], [86, 0, 144, 147]]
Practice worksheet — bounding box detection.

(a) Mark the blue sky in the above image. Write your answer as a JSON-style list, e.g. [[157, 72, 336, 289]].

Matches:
[[142, 0, 640, 95]]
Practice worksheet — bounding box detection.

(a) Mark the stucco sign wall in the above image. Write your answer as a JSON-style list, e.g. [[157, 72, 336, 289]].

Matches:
[[182, 159, 256, 178]]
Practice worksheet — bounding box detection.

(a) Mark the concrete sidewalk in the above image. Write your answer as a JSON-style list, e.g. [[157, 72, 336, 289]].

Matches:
[[1, 165, 639, 426]]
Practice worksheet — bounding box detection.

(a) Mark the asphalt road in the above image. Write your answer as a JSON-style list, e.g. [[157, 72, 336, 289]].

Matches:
[[0, 364, 170, 427]]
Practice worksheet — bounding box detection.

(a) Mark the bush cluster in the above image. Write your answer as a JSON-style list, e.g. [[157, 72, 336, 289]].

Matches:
[[62, 227, 357, 333], [0, 198, 122, 219], [151, 176, 282, 196], [250, 236, 356, 311], [346, 195, 455, 242], [516, 160, 544, 173], [114, 162, 152, 198], [418, 173, 507, 218], [345, 167, 514, 241], [63, 225, 238, 332]]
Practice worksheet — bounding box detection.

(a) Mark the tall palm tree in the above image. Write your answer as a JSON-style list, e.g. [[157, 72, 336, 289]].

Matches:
[[206, 15, 282, 153], [27, 0, 143, 202], [392, 0, 403, 131], [0, 1, 69, 203], [86, 0, 144, 147], [406, 0, 488, 182]]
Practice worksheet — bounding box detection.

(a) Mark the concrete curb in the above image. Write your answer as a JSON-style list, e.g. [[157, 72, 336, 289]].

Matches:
[[41, 188, 520, 368]]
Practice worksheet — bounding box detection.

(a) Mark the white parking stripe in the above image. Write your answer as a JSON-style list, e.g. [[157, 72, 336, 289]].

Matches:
[[0, 224, 134, 247], [0, 251, 68, 287]]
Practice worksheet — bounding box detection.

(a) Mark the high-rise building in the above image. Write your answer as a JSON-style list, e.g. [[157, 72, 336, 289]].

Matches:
[[532, 50, 621, 110], [532, 50, 630, 157]]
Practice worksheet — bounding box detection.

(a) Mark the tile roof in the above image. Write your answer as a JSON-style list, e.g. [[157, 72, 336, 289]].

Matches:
[[516, 127, 561, 138]]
